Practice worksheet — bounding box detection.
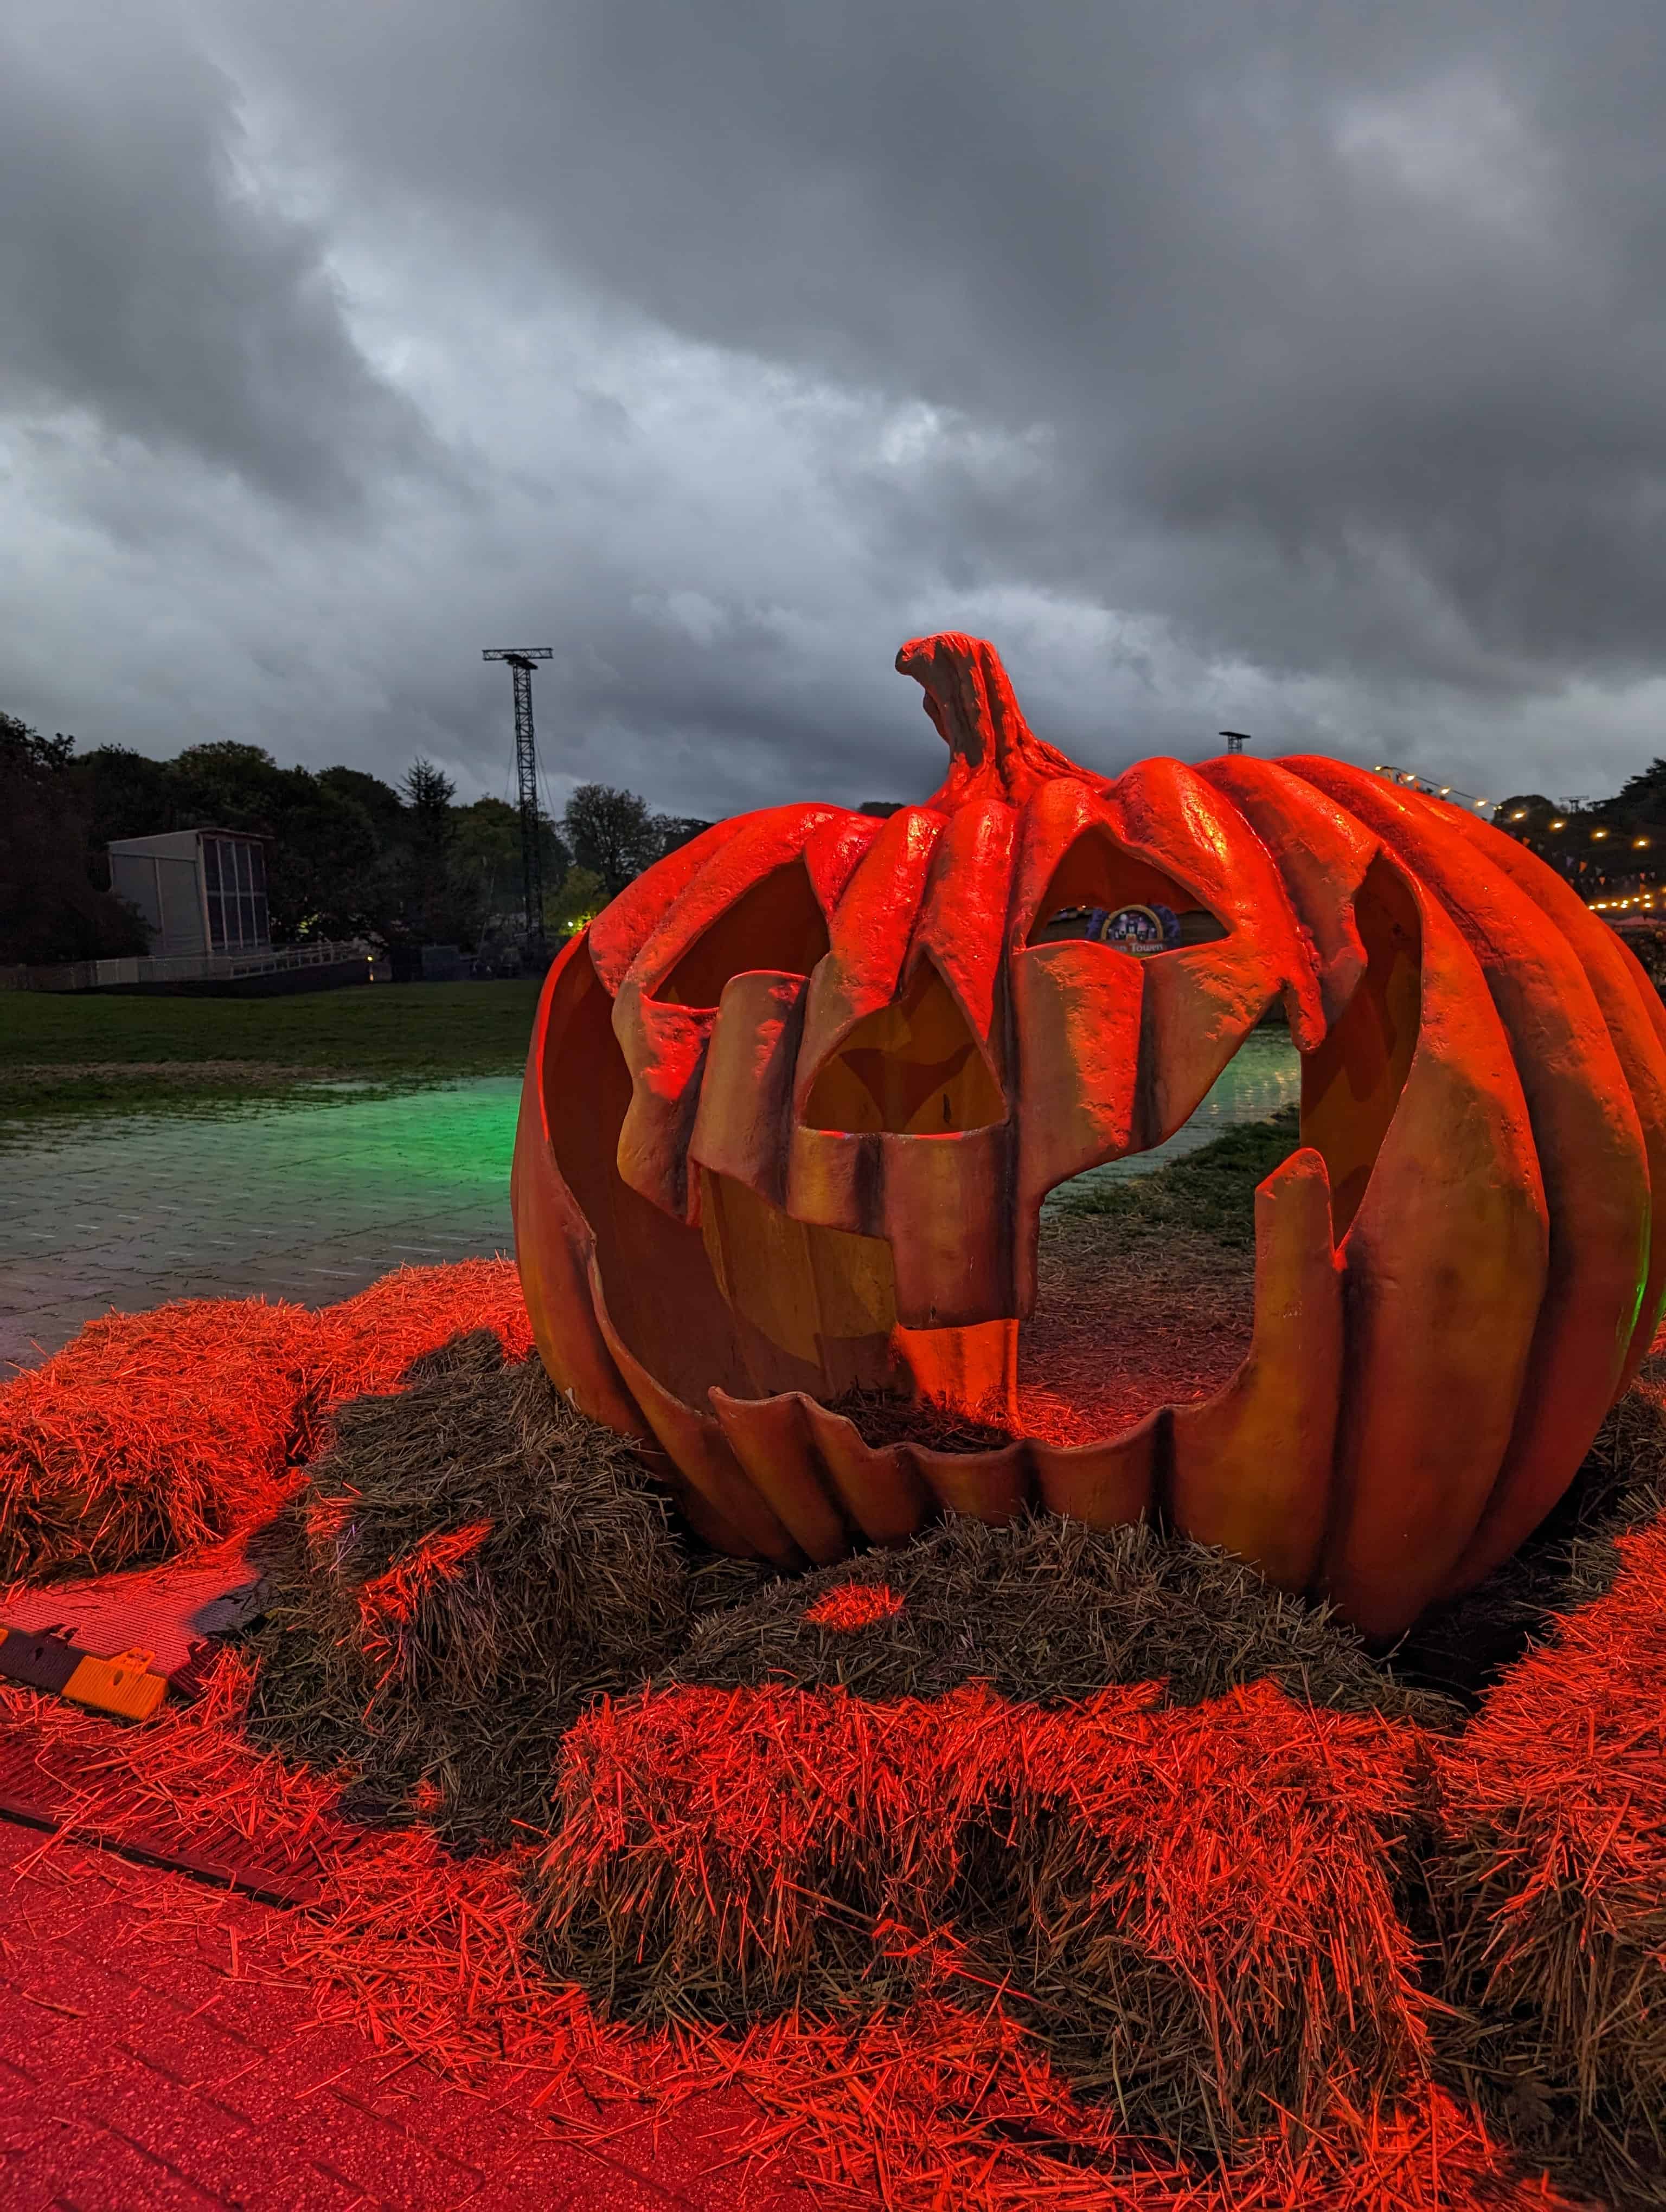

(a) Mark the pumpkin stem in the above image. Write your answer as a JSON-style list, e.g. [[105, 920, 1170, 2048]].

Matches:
[[898, 632, 1084, 808]]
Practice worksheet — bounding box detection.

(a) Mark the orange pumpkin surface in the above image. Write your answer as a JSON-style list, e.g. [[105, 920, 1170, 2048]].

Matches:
[[511, 633, 1666, 1638]]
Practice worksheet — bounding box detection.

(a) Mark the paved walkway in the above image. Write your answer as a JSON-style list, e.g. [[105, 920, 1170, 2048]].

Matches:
[[0, 1082, 521, 1375], [0, 1037, 1301, 1377], [0, 1818, 817, 2211]]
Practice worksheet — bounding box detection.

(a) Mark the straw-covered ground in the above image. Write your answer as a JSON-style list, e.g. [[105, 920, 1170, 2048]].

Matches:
[[3, 1114, 1664, 2207]]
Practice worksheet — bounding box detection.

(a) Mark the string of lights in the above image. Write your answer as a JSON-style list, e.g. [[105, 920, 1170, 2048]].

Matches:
[[1371, 764, 1658, 919], [1370, 764, 1497, 813]]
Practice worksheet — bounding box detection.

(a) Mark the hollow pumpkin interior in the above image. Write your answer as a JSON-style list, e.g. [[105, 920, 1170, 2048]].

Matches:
[[541, 855, 1420, 1457]]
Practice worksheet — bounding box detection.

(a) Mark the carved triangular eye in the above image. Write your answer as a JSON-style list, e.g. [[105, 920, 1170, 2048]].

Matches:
[[1026, 831, 1228, 950], [654, 860, 830, 1007], [803, 958, 1005, 1135]]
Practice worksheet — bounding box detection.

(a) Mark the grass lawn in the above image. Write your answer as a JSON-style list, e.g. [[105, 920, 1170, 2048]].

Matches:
[[1053, 1104, 1302, 1250], [0, 980, 544, 1134]]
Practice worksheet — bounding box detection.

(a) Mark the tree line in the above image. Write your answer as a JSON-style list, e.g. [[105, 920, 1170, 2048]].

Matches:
[[1494, 760, 1666, 897], [0, 708, 709, 966]]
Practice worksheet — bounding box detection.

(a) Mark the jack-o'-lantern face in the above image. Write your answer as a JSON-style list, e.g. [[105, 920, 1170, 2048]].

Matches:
[[512, 633, 1666, 1639]]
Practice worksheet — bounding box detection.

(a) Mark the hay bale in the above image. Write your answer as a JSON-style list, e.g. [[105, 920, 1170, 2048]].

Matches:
[[245, 1331, 691, 1848], [663, 1509, 1457, 1727], [531, 1676, 1433, 2159], [987, 1687, 1431, 2157], [309, 1258, 533, 1407], [0, 1296, 324, 1584], [1428, 1512, 1666, 2208], [0, 1261, 535, 1590]]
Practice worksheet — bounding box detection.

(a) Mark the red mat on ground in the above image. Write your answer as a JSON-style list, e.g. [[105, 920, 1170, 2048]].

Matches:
[[2, 1529, 271, 1688]]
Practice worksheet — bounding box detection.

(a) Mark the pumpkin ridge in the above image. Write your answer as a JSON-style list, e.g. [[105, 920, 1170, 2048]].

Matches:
[[1437, 800, 1666, 1398]]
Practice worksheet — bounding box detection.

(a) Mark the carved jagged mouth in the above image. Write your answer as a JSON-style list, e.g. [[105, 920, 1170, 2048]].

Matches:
[[534, 853, 1420, 1573], [693, 1082, 1325, 1459], [1015, 1154, 1279, 1452]]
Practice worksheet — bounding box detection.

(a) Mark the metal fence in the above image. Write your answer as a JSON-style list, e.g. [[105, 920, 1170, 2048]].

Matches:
[[0, 941, 375, 993]]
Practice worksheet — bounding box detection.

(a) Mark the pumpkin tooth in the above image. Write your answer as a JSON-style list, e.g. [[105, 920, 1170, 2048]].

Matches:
[[875, 1126, 1016, 1327], [1010, 941, 1143, 1316], [688, 972, 809, 1207], [1027, 1407, 1162, 1531], [1169, 1146, 1343, 1593], [1013, 940, 1143, 1191], [892, 1318, 1019, 1426], [904, 1439, 1031, 1525], [783, 1122, 1017, 1327], [799, 1398, 935, 1546], [610, 980, 711, 1221], [709, 1390, 852, 1564], [1133, 959, 1288, 1154]]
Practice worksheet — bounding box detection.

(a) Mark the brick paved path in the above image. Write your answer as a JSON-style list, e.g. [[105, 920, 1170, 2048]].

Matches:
[[0, 1038, 1302, 1378], [0, 1083, 520, 1376], [0, 1819, 818, 2211]]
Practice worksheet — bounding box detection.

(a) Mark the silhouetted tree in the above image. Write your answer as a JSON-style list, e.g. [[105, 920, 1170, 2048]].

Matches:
[[547, 864, 605, 941], [401, 759, 463, 942], [402, 758, 457, 820], [563, 783, 660, 898], [316, 764, 406, 839], [78, 744, 181, 877], [1614, 760, 1666, 822], [0, 714, 149, 963], [652, 814, 714, 858], [453, 796, 569, 944]]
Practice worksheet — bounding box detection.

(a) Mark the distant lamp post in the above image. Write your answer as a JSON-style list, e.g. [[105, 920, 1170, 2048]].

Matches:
[[1220, 731, 1252, 755]]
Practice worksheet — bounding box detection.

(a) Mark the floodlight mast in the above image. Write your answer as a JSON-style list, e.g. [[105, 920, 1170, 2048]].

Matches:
[[482, 647, 554, 967], [1220, 731, 1252, 755]]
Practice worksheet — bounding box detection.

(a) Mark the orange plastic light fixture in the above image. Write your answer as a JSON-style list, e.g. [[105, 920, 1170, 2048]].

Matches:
[[511, 633, 1666, 1639]]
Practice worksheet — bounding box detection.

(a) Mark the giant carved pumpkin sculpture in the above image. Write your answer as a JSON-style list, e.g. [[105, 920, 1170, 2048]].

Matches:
[[512, 633, 1666, 1638]]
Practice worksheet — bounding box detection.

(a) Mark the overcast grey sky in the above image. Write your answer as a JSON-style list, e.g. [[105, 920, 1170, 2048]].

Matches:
[[4, 0, 1665, 820]]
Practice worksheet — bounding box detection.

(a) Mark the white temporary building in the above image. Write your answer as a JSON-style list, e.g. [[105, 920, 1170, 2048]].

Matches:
[[106, 828, 272, 959]]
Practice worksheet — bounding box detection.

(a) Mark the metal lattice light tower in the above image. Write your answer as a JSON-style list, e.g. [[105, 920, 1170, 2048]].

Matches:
[[1220, 731, 1252, 755], [483, 647, 553, 965]]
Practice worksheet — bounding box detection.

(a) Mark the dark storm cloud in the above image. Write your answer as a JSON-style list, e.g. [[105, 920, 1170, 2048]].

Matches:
[[227, 0, 1666, 691], [9, 0, 1666, 815], [0, 6, 450, 513]]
